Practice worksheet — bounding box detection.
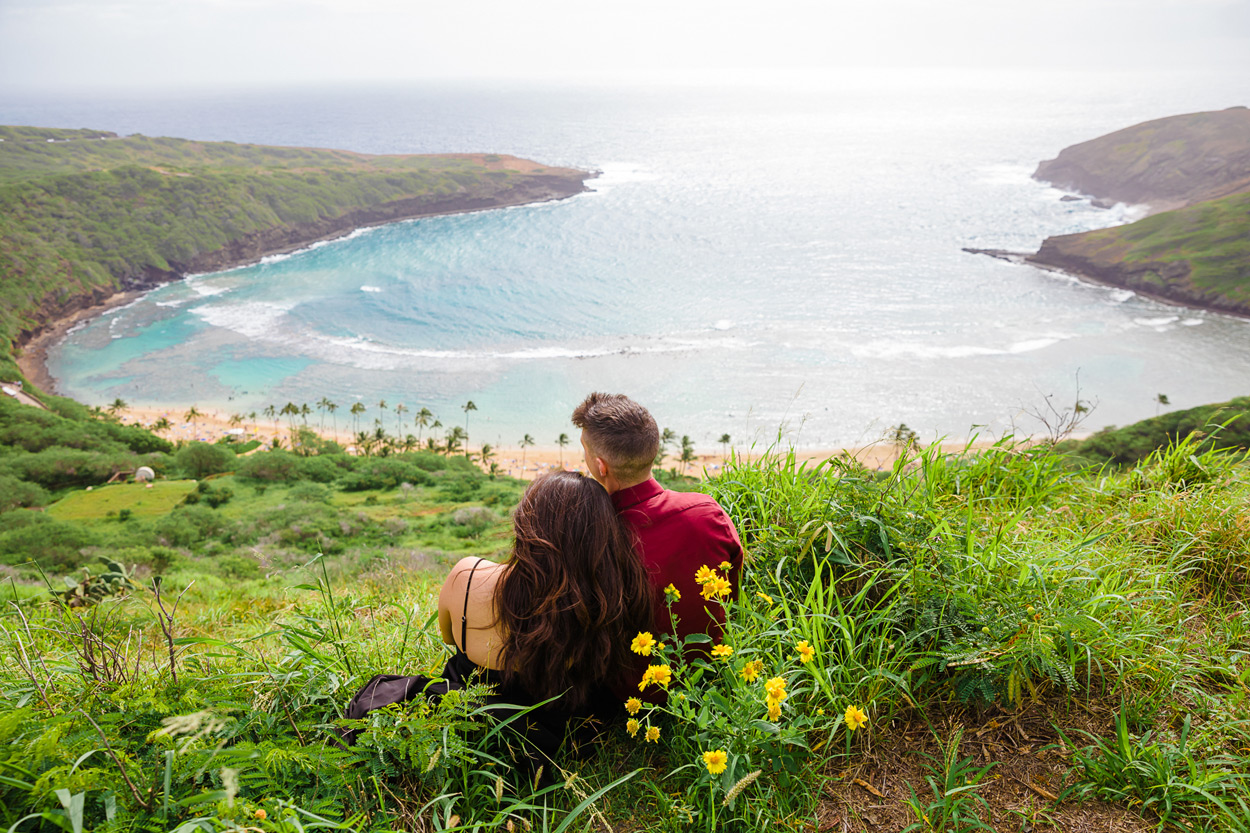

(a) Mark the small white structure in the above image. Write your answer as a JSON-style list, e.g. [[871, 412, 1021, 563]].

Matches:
[[135, 466, 155, 483]]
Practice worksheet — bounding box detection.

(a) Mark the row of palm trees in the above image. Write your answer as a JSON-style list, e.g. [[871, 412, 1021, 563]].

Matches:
[[94, 396, 731, 473]]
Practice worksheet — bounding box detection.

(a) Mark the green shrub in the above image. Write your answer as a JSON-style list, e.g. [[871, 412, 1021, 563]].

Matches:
[[235, 449, 301, 482], [174, 442, 235, 479], [0, 473, 50, 512]]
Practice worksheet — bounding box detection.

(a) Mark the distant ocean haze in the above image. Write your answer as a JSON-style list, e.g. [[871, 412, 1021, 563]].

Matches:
[[11, 68, 1250, 449]]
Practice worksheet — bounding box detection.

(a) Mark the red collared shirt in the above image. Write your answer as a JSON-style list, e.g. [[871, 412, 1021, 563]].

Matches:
[[612, 478, 744, 696]]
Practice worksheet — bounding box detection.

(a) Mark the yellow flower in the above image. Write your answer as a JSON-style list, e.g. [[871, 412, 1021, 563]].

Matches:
[[702, 749, 728, 775], [695, 565, 715, 585], [756, 591, 774, 605], [764, 676, 787, 702], [741, 659, 764, 682], [630, 632, 656, 656], [626, 718, 640, 737], [711, 644, 734, 661], [766, 696, 782, 722], [701, 575, 732, 600], [844, 705, 869, 732], [638, 664, 673, 691], [645, 725, 660, 743], [625, 697, 642, 716], [795, 640, 815, 664], [718, 560, 733, 571], [816, 707, 825, 716], [664, 583, 681, 602]]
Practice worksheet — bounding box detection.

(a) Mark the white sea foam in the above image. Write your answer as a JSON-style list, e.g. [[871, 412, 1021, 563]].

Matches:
[[976, 163, 1034, 186], [360, 285, 383, 293], [712, 319, 734, 330], [186, 278, 231, 297], [1108, 289, 1135, 303], [1134, 316, 1179, 328], [1180, 318, 1204, 326], [191, 301, 295, 339], [851, 335, 1068, 360]]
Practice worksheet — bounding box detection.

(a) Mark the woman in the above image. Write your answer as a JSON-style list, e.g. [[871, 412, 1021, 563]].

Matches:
[[344, 471, 651, 758], [437, 470, 652, 714]]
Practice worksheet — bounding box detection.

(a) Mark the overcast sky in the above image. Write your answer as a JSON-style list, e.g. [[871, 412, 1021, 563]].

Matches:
[[1, 0, 1247, 91]]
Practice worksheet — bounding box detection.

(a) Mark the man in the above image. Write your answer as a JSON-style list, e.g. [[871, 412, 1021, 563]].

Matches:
[[572, 392, 744, 698]]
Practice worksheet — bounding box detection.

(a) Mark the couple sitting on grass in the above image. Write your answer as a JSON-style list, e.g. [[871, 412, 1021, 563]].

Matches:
[[344, 392, 743, 762]]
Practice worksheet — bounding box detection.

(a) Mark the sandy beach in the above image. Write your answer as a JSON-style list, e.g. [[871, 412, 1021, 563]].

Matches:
[[110, 401, 994, 480]]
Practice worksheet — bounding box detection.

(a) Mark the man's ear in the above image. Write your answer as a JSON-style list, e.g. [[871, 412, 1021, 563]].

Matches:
[[593, 455, 610, 481]]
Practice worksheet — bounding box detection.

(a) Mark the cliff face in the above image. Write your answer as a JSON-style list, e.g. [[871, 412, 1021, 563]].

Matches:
[[0, 130, 594, 366], [1033, 106, 1250, 209], [1026, 108, 1250, 317]]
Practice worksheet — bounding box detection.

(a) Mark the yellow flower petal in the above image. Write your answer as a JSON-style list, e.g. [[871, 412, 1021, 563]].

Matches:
[[625, 697, 642, 715], [630, 632, 656, 656], [702, 749, 728, 775], [844, 705, 869, 732], [645, 725, 660, 743]]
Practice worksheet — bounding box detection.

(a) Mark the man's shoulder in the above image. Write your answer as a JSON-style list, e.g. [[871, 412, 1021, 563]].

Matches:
[[650, 487, 728, 517]]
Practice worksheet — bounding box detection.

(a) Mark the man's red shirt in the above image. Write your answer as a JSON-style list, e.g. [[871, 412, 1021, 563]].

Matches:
[[611, 478, 744, 698]]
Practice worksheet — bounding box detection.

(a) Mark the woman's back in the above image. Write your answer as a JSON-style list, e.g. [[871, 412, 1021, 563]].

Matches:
[[435, 471, 653, 712]]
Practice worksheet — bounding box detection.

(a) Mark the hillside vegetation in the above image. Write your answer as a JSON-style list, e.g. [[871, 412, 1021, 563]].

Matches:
[[1033, 106, 1250, 208], [2, 397, 1249, 831], [0, 126, 590, 384], [1028, 107, 1250, 316], [1029, 190, 1250, 316]]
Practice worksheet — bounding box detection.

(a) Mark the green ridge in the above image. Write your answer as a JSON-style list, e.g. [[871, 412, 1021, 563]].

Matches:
[[0, 126, 589, 385]]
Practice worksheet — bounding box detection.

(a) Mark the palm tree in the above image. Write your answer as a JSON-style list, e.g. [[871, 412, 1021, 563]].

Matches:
[[478, 443, 495, 469], [519, 434, 535, 470], [718, 433, 731, 459], [394, 403, 408, 437], [350, 402, 366, 435], [263, 404, 276, 424], [248, 411, 258, 433], [680, 435, 696, 474], [445, 426, 466, 457], [229, 413, 245, 430], [415, 407, 433, 444], [184, 405, 202, 437], [108, 398, 128, 418], [462, 401, 477, 454], [656, 427, 676, 466], [299, 403, 311, 425], [316, 397, 332, 431], [377, 399, 388, 415], [326, 401, 338, 441], [153, 416, 171, 433], [557, 433, 569, 468]]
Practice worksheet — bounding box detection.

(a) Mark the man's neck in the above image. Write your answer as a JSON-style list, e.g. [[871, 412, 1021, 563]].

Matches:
[[608, 473, 653, 496]]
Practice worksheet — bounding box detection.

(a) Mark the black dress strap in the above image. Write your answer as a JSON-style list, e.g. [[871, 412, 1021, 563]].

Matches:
[[460, 558, 488, 653]]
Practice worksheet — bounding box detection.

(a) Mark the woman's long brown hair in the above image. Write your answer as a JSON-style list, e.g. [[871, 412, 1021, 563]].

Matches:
[[495, 471, 652, 711]]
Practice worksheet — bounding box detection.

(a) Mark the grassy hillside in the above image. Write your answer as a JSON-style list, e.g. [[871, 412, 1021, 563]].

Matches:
[[1061, 395, 1250, 468], [1033, 106, 1250, 207], [2, 399, 1249, 830], [1029, 190, 1250, 316], [0, 126, 590, 385]]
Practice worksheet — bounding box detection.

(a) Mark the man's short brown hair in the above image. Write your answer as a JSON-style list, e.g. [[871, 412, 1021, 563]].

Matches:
[[571, 393, 659, 482]]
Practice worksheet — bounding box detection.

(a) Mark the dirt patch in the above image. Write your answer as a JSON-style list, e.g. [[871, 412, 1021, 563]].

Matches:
[[818, 697, 1156, 832]]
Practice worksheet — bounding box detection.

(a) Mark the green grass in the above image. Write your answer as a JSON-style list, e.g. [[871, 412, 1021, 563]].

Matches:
[[45, 480, 197, 520], [3, 432, 1249, 832]]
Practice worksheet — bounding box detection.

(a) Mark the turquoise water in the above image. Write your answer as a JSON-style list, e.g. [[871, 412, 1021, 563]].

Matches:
[[9, 69, 1250, 448]]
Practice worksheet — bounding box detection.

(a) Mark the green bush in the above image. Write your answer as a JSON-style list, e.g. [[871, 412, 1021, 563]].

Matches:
[[174, 442, 235, 479], [235, 449, 301, 482], [0, 474, 50, 512]]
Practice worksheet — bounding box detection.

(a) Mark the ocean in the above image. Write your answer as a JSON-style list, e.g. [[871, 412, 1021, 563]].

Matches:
[[5, 68, 1249, 450]]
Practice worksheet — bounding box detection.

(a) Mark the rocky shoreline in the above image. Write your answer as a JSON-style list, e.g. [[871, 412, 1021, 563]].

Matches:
[[14, 168, 595, 395], [1026, 235, 1250, 320]]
